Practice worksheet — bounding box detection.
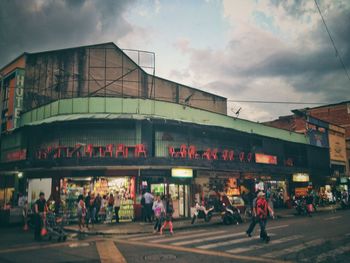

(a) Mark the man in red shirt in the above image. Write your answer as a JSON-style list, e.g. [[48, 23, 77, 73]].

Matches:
[[255, 191, 274, 243]]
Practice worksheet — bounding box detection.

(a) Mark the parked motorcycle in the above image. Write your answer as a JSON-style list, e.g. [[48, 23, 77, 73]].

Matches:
[[221, 203, 243, 225], [294, 197, 312, 216], [191, 202, 214, 224]]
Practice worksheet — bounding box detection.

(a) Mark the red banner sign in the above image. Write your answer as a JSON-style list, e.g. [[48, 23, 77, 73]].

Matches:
[[5, 149, 27, 162], [255, 153, 277, 165]]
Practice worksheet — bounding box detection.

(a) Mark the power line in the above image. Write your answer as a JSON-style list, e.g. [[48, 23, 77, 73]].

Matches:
[[314, 0, 350, 83]]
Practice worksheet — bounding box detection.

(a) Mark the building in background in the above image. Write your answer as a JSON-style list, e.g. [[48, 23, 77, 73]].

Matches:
[[0, 43, 330, 221], [265, 109, 349, 194], [305, 102, 350, 179]]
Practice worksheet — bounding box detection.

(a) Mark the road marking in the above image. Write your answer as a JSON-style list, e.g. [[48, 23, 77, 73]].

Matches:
[[262, 239, 324, 258], [171, 224, 288, 246], [301, 243, 350, 262], [68, 242, 91, 248], [129, 229, 207, 241], [96, 240, 127, 263], [197, 234, 276, 249], [0, 237, 103, 254], [324, 216, 342, 221], [151, 230, 227, 243], [267, 224, 289, 231], [115, 238, 292, 263], [226, 235, 302, 254], [172, 231, 247, 246]]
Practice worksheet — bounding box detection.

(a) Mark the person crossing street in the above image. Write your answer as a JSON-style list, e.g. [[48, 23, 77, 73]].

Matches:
[[256, 191, 274, 243]]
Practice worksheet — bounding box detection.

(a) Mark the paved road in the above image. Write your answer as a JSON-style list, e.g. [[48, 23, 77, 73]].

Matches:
[[113, 209, 350, 263], [0, 209, 349, 262]]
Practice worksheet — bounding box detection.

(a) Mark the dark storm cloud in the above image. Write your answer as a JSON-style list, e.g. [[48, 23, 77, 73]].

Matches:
[[0, 0, 135, 68], [236, 6, 350, 100]]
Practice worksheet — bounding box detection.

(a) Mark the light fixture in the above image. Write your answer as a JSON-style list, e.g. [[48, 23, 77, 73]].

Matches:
[[18, 172, 23, 178]]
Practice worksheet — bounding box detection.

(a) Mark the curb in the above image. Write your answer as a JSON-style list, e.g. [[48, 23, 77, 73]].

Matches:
[[64, 208, 336, 236], [64, 219, 224, 236]]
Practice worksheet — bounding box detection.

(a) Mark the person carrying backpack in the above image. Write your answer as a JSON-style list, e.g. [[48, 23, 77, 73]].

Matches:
[[255, 191, 274, 243]]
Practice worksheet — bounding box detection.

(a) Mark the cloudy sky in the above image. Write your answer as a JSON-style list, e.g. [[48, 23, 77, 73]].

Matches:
[[1, 0, 349, 121]]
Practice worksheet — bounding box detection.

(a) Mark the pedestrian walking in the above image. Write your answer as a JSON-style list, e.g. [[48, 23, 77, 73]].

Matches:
[[114, 192, 121, 223], [160, 196, 174, 235], [85, 191, 96, 229], [152, 195, 165, 233], [107, 193, 114, 223], [143, 190, 154, 223], [94, 193, 102, 223], [34, 192, 48, 241], [141, 190, 146, 222], [77, 194, 86, 231], [246, 191, 258, 237], [255, 191, 274, 243]]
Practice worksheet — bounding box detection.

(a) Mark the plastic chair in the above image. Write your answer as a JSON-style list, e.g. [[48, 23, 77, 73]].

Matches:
[[222, 150, 229, 160], [247, 152, 253, 162], [135, 144, 147, 157], [202, 148, 211, 160], [228, 150, 234, 161], [85, 144, 94, 157], [211, 149, 218, 160], [188, 145, 199, 159], [104, 144, 114, 157], [68, 144, 82, 158], [168, 146, 177, 158], [239, 152, 245, 162], [178, 144, 187, 158], [115, 144, 125, 158]]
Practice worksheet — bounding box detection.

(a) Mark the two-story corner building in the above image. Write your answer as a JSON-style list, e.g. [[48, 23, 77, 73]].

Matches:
[[0, 43, 330, 220]]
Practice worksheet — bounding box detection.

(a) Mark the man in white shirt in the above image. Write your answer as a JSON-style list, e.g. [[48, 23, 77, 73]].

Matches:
[[143, 190, 154, 222]]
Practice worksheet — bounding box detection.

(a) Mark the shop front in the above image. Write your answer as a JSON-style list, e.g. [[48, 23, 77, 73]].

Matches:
[[25, 171, 137, 222], [60, 175, 136, 222], [290, 173, 311, 197], [140, 169, 192, 218]]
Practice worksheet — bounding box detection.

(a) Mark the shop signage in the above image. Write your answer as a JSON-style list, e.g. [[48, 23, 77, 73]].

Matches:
[[4, 149, 27, 162], [292, 173, 309, 182], [340, 177, 348, 184], [328, 130, 347, 162], [255, 153, 277, 165], [171, 168, 193, 178], [295, 187, 308, 197]]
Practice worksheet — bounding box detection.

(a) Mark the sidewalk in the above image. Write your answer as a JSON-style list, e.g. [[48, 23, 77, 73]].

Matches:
[[64, 206, 337, 236]]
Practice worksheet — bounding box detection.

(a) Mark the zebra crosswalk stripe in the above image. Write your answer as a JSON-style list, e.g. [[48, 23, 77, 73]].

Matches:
[[197, 234, 276, 250], [226, 235, 302, 254], [172, 231, 247, 246], [302, 243, 350, 263], [171, 224, 288, 246], [129, 230, 207, 241], [262, 239, 324, 258], [151, 230, 227, 243]]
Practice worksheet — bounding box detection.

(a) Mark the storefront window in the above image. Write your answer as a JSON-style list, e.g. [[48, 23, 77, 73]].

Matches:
[[59, 176, 135, 222]]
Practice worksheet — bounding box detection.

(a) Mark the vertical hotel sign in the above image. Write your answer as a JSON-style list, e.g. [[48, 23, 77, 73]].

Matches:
[[13, 69, 25, 130], [6, 69, 25, 131]]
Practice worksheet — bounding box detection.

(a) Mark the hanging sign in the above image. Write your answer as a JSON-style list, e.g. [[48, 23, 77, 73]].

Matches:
[[171, 168, 193, 178]]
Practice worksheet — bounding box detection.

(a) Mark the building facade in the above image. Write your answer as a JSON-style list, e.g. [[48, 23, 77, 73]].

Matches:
[[0, 43, 329, 219], [265, 109, 348, 193]]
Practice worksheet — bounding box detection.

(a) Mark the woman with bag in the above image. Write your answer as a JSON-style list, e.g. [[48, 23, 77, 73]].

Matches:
[[152, 195, 165, 233], [160, 196, 174, 235], [77, 194, 86, 231], [107, 193, 114, 223]]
